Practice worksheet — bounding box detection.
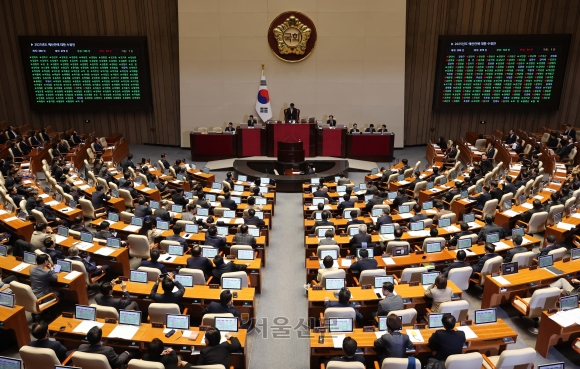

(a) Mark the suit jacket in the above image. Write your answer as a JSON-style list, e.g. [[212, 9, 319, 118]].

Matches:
[[477, 224, 505, 242], [201, 301, 241, 319], [337, 200, 355, 213], [547, 137, 560, 147], [284, 108, 299, 121], [522, 207, 544, 224], [92, 191, 110, 209], [346, 219, 364, 227], [469, 192, 492, 210], [327, 119, 336, 127], [350, 258, 378, 273], [365, 197, 385, 212], [78, 343, 129, 369], [30, 266, 58, 298], [374, 331, 414, 362], [503, 182, 516, 195], [442, 261, 471, 277], [120, 158, 136, 172], [46, 247, 65, 262], [365, 128, 376, 133], [433, 209, 453, 222], [538, 243, 562, 257], [410, 213, 428, 222], [504, 245, 527, 263], [324, 301, 363, 323], [375, 215, 393, 229], [557, 144, 574, 158], [377, 294, 404, 316], [186, 256, 213, 279], [28, 338, 68, 363], [25, 196, 37, 214], [140, 260, 168, 274], [134, 204, 152, 218], [194, 199, 210, 209], [204, 234, 226, 248], [225, 126, 235, 132], [564, 129, 577, 140], [350, 128, 360, 134], [486, 148, 496, 158], [349, 234, 371, 250], [311, 220, 335, 234], [392, 195, 409, 209], [212, 263, 248, 284], [243, 216, 265, 227], [505, 134, 517, 144], [233, 233, 256, 247], [94, 230, 115, 240], [472, 252, 500, 273], [150, 280, 185, 305], [429, 329, 466, 361], [67, 255, 99, 274], [490, 188, 503, 202], [247, 119, 257, 126], [166, 235, 188, 249], [95, 291, 136, 311], [171, 194, 188, 207], [221, 199, 237, 211], [153, 208, 172, 222], [424, 286, 453, 312], [197, 337, 241, 368], [312, 190, 330, 199], [319, 238, 337, 245]]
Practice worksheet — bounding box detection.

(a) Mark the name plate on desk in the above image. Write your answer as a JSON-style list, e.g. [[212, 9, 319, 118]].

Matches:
[[460, 320, 472, 326], [105, 318, 117, 324], [309, 256, 318, 260], [361, 285, 372, 290], [529, 265, 538, 271], [312, 286, 323, 290], [152, 322, 164, 328], [563, 257, 571, 263], [313, 327, 326, 333], [409, 281, 419, 287], [62, 312, 73, 318], [226, 255, 235, 259], [363, 326, 375, 332], [413, 324, 426, 329], [548, 308, 558, 314], [209, 284, 220, 289], [346, 255, 355, 260], [448, 246, 457, 250], [199, 325, 210, 331], [308, 234, 316, 238], [415, 250, 424, 255]]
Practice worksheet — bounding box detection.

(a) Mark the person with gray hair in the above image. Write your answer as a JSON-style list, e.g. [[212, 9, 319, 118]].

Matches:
[[67, 245, 109, 277], [349, 223, 372, 255]]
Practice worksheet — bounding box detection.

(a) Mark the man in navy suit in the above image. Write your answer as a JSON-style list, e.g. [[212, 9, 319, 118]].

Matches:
[[564, 124, 576, 140], [327, 115, 336, 127], [337, 194, 355, 214], [375, 208, 393, 229], [28, 321, 69, 362], [140, 249, 168, 274], [505, 129, 517, 144], [350, 248, 378, 272], [323, 287, 363, 324], [468, 185, 492, 210], [205, 226, 226, 248], [186, 246, 213, 279], [166, 224, 188, 249], [346, 210, 365, 227]]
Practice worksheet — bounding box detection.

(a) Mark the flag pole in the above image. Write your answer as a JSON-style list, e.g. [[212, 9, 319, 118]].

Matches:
[[262, 63, 265, 76]]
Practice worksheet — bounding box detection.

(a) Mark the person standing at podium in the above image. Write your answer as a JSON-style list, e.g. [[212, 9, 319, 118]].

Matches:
[[284, 103, 299, 121], [247, 115, 257, 127], [327, 115, 336, 127]]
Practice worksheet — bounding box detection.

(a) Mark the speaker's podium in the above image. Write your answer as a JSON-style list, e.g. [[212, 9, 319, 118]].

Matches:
[[277, 141, 304, 164]]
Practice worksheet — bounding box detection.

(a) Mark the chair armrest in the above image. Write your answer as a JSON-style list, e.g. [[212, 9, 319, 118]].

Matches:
[[442, 200, 451, 207], [311, 280, 319, 286], [472, 208, 483, 214], [414, 245, 421, 251], [95, 207, 107, 213], [311, 251, 316, 257], [183, 308, 188, 315], [205, 276, 213, 285], [247, 278, 251, 288], [374, 361, 381, 369], [62, 350, 75, 365], [393, 275, 400, 284], [426, 307, 433, 314], [469, 272, 482, 285], [319, 312, 324, 324], [513, 296, 530, 315], [353, 276, 360, 286], [36, 292, 59, 311], [482, 354, 496, 369], [320, 364, 326, 369], [573, 236, 580, 248], [516, 220, 529, 228]]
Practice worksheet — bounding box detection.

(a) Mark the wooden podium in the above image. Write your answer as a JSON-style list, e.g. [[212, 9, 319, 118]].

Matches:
[[277, 141, 304, 164]]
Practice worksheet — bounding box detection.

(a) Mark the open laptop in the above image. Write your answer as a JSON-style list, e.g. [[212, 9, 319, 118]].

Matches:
[[425, 242, 442, 254], [379, 224, 395, 241], [328, 318, 353, 333], [0, 357, 22, 369], [387, 192, 397, 200], [427, 313, 444, 329], [0, 292, 14, 308], [0, 245, 6, 257], [168, 245, 184, 256], [311, 178, 320, 185], [107, 237, 121, 248], [197, 208, 209, 216], [374, 276, 395, 296], [130, 270, 148, 283], [238, 175, 247, 183], [421, 272, 439, 288], [174, 275, 193, 287], [486, 232, 500, 244], [457, 237, 471, 249], [356, 248, 374, 259], [222, 277, 242, 290], [75, 305, 96, 321], [423, 201, 433, 210], [512, 227, 525, 237], [223, 210, 235, 219], [23, 251, 36, 265], [248, 228, 260, 237], [166, 314, 190, 330], [572, 248, 580, 261], [171, 205, 183, 213], [184, 224, 199, 236], [217, 226, 229, 236], [537, 363, 564, 369], [539, 255, 563, 275], [312, 198, 325, 207], [438, 217, 451, 228], [320, 249, 338, 260], [149, 200, 160, 210], [56, 259, 72, 273], [474, 308, 497, 325], [157, 221, 169, 231], [237, 249, 254, 260], [560, 295, 578, 311], [349, 227, 359, 237], [325, 278, 345, 290], [255, 198, 267, 205], [463, 213, 475, 223], [398, 205, 410, 214], [202, 247, 219, 258], [131, 217, 144, 227], [409, 221, 423, 231], [215, 317, 239, 332], [119, 310, 142, 326], [501, 262, 518, 276]]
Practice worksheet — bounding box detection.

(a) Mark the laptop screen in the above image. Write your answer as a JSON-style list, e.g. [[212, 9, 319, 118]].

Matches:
[[312, 198, 325, 206], [232, 197, 241, 204], [23, 251, 36, 265], [374, 276, 395, 288], [328, 318, 353, 333], [157, 221, 169, 230], [0, 245, 6, 257], [0, 357, 21, 369], [356, 248, 374, 258], [474, 308, 497, 324], [248, 228, 260, 237], [512, 228, 525, 237], [223, 210, 235, 218], [259, 186, 268, 194], [215, 317, 238, 332], [238, 175, 247, 182], [336, 185, 346, 193], [131, 217, 144, 226], [325, 278, 345, 290], [119, 310, 142, 326], [409, 221, 423, 231], [572, 248, 580, 260], [0, 293, 14, 308], [311, 178, 320, 185], [422, 272, 439, 285], [504, 201, 512, 210], [212, 183, 222, 190], [174, 275, 193, 287], [254, 211, 264, 220], [371, 168, 379, 174], [130, 270, 148, 283], [217, 226, 229, 236], [202, 248, 218, 258], [222, 277, 242, 290], [185, 224, 199, 234], [428, 313, 444, 329], [501, 262, 518, 275], [387, 192, 397, 200], [260, 178, 269, 186], [168, 245, 184, 256], [423, 201, 433, 210], [237, 249, 254, 260], [364, 194, 373, 202], [539, 255, 554, 268], [75, 305, 96, 321], [560, 295, 578, 311], [166, 314, 190, 330], [398, 205, 410, 214], [463, 213, 475, 223], [80, 232, 93, 243], [234, 185, 244, 192], [150, 201, 159, 210], [317, 227, 329, 237], [460, 190, 468, 199], [427, 182, 434, 190], [378, 316, 388, 331], [537, 364, 564, 369], [56, 259, 72, 273], [438, 217, 451, 227], [197, 208, 209, 216], [106, 238, 121, 248], [380, 224, 395, 235], [371, 208, 382, 217], [255, 198, 267, 205], [349, 227, 359, 236], [554, 212, 563, 224], [486, 232, 500, 244], [57, 226, 69, 237], [457, 238, 472, 249], [320, 249, 338, 260], [171, 205, 183, 213], [425, 242, 442, 254], [392, 246, 408, 256]]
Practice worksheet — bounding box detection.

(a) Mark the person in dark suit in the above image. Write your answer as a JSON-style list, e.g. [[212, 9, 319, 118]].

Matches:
[[140, 249, 168, 274], [91, 185, 111, 210], [480, 154, 493, 175], [503, 235, 527, 263], [67, 245, 109, 277], [522, 199, 544, 224], [312, 185, 330, 199], [442, 250, 471, 277], [35, 198, 66, 226], [378, 124, 388, 133], [513, 139, 525, 155], [472, 243, 500, 276], [92, 138, 104, 155], [78, 327, 133, 367], [468, 185, 492, 210], [349, 224, 372, 254], [9, 185, 24, 205], [211, 255, 248, 283], [25, 190, 39, 215], [202, 290, 242, 319], [556, 139, 575, 159], [204, 226, 226, 248], [225, 122, 235, 132], [375, 208, 393, 229], [349, 123, 360, 134], [324, 337, 366, 367], [346, 210, 364, 227], [243, 208, 265, 227], [57, 139, 69, 154], [247, 115, 257, 126], [95, 280, 139, 311], [505, 129, 517, 145], [16, 136, 31, 155], [6, 126, 18, 140], [40, 128, 50, 142], [71, 216, 91, 233], [537, 234, 562, 258], [503, 175, 517, 196], [143, 338, 189, 369], [337, 194, 355, 214], [547, 132, 560, 148], [477, 215, 506, 242], [428, 314, 466, 363], [311, 210, 335, 234], [193, 193, 211, 209], [365, 124, 376, 133], [408, 171, 422, 191], [486, 146, 496, 159], [220, 192, 237, 211], [134, 198, 152, 218], [120, 153, 136, 173], [392, 188, 409, 209], [365, 191, 384, 212], [42, 238, 65, 262], [150, 273, 185, 307], [284, 103, 299, 121], [197, 327, 241, 368], [70, 131, 82, 145], [154, 201, 173, 222], [187, 246, 213, 279], [160, 153, 171, 169], [166, 224, 188, 249], [94, 221, 115, 240], [564, 124, 577, 140], [489, 180, 503, 202], [171, 188, 188, 207], [374, 315, 414, 362], [350, 248, 378, 272], [323, 288, 363, 324], [28, 321, 69, 362], [327, 115, 336, 127], [410, 203, 428, 222]]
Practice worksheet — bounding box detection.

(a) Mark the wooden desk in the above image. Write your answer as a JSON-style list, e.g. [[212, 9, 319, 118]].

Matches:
[[308, 320, 517, 369], [187, 169, 215, 187], [0, 304, 30, 347], [535, 310, 580, 357], [482, 259, 580, 308], [56, 237, 131, 276], [0, 208, 34, 241], [203, 187, 276, 204], [0, 255, 88, 305], [113, 282, 256, 324], [49, 316, 249, 369]]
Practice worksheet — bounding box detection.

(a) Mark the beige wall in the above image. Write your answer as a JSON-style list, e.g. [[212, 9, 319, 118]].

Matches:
[[179, 0, 406, 148]]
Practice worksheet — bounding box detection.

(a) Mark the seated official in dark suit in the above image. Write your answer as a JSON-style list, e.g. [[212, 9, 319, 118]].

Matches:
[[477, 214, 506, 242], [67, 245, 109, 278], [95, 280, 139, 311], [471, 243, 499, 277], [323, 287, 363, 324], [468, 185, 492, 210], [365, 191, 384, 212], [323, 337, 366, 367], [140, 249, 168, 274], [233, 224, 256, 247], [410, 203, 428, 222], [166, 224, 188, 249], [284, 103, 299, 121], [349, 224, 372, 254], [197, 327, 241, 368], [243, 208, 265, 227], [311, 210, 335, 234], [201, 290, 242, 320], [134, 198, 152, 218], [337, 194, 355, 214], [143, 338, 190, 369], [442, 249, 471, 277], [150, 274, 185, 308], [349, 123, 360, 134], [365, 124, 376, 133], [375, 208, 393, 229], [212, 254, 248, 283], [327, 115, 336, 127], [220, 192, 237, 211], [78, 327, 134, 367], [205, 226, 227, 248], [374, 315, 414, 362], [392, 188, 409, 209], [350, 248, 378, 273], [247, 115, 257, 126], [503, 235, 527, 263], [171, 188, 188, 207], [225, 122, 235, 132], [187, 246, 213, 279], [377, 282, 404, 316], [428, 314, 466, 364], [28, 321, 69, 363], [346, 210, 365, 227], [537, 234, 562, 258]]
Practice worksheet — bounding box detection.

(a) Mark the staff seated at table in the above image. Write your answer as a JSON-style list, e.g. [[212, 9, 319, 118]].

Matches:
[[425, 275, 452, 313], [95, 280, 140, 311], [67, 245, 110, 278], [442, 249, 470, 277], [346, 211, 364, 227], [43, 237, 65, 262], [471, 243, 499, 277], [310, 211, 334, 234], [337, 194, 354, 213], [365, 191, 384, 212], [504, 235, 526, 263], [71, 216, 91, 233], [374, 314, 414, 362], [30, 254, 60, 303], [94, 221, 115, 240], [375, 208, 393, 229], [350, 248, 378, 273], [204, 226, 226, 248], [477, 214, 505, 242], [324, 287, 364, 325], [243, 208, 265, 227], [140, 249, 168, 274], [392, 188, 408, 208], [154, 200, 173, 222], [150, 273, 185, 309]]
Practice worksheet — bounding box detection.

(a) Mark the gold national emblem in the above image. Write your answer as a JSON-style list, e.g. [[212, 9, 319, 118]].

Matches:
[[273, 15, 311, 55]]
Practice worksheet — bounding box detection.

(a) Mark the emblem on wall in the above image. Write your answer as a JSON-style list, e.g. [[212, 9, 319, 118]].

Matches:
[[268, 11, 317, 62]]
